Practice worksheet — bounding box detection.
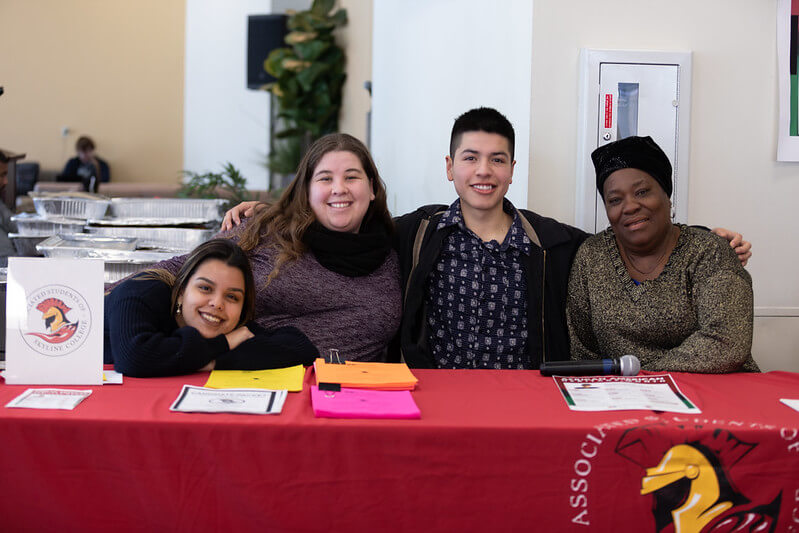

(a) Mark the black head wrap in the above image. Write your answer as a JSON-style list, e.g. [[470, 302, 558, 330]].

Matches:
[[591, 136, 672, 198]]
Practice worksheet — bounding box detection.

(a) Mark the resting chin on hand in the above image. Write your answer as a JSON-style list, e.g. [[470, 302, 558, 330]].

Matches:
[[201, 325, 256, 371], [225, 325, 255, 350]]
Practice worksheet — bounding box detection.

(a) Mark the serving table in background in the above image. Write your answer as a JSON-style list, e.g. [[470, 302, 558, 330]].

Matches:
[[1, 369, 798, 532]]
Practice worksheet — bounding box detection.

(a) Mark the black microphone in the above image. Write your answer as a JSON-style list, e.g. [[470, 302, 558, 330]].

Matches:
[[539, 355, 640, 377]]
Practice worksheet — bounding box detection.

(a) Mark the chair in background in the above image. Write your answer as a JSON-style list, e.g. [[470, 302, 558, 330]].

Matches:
[[15, 161, 39, 196]]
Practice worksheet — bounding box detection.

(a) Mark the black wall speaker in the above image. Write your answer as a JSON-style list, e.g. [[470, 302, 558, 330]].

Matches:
[[247, 14, 289, 90]]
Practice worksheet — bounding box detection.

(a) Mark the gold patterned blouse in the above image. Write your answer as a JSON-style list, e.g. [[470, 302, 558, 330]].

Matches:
[[567, 225, 758, 373]]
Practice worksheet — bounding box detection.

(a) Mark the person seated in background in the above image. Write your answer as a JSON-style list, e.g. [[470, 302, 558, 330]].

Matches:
[[0, 150, 18, 267], [567, 135, 757, 373], [58, 135, 110, 192], [143, 133, 401, 362], [105, 239, 318, 377]]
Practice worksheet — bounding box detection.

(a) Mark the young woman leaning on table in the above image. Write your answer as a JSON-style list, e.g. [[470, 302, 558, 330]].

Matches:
[[104, 239, 317, 377], [567, 136, 758, 373], [142, 133, 401, 362]]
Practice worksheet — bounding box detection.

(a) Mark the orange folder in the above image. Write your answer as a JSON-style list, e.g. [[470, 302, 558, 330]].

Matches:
[[313, 359, 419, 390]]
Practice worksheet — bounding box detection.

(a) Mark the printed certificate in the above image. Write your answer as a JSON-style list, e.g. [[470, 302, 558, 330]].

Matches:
[[170, 385, 287, 415]]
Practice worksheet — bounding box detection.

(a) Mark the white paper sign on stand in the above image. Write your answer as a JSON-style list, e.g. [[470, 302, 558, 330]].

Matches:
[[4, 258, 104, 385]]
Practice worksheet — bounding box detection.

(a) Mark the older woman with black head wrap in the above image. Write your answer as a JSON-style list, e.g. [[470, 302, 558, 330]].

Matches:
[[567, 136, 758, 373]]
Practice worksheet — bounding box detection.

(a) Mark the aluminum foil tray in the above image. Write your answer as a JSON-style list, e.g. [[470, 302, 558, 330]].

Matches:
[[108, 198, 226, 220], [36, 234, 138, 258], [103, 253, 181, 284], [32, 196, 110, 220], [87, 217, 217, 228], [11, 213, 86, 237], [105, 262, 151, 284], [9, 234, 47, 256], [84, 226, 215, 250]]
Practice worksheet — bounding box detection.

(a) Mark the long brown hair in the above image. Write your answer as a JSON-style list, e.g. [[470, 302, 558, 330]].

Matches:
[[140, 239, 256, 327], [238, 133, 393, 285]]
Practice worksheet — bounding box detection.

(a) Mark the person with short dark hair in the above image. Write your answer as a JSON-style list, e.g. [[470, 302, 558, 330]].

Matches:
[[567, 136, 757, 373], [59, 135, 110, 191], [104, 239, 318, 377], [394, 107, 588, 369]]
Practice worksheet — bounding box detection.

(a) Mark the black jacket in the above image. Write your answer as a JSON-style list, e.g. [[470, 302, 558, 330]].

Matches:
[[390, 204, 589, 369]]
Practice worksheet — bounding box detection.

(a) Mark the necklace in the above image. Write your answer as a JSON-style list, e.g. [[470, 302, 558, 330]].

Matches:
[[621, 226, 677, 276]]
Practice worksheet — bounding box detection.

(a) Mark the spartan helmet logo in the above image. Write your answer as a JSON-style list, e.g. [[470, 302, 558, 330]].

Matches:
[[26, 297, 79, 344], [616, 424, 782, 532]]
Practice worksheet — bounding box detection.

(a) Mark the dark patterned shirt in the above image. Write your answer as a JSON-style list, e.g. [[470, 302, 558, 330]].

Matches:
[[426, 199, 531, 369]]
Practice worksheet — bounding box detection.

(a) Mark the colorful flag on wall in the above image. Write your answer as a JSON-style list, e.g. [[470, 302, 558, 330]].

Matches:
[[778, 0, 799, 160], [790, 0, 798, 136]]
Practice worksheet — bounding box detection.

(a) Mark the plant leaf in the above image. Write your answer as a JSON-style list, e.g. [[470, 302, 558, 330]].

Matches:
[[296, 62, 329, 92], [311, 0, 335, 16], [294, 40, 330, 62]]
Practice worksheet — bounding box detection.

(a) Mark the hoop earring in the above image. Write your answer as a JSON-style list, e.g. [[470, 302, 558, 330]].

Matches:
[[176, 303, 183, 316]]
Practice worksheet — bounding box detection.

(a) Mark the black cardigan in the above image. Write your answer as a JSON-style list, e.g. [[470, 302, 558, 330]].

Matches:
[[104, 276, 317, 377], [390, 204, 589, 369]]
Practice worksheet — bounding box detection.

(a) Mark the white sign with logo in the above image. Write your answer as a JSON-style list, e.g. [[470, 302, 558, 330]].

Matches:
[[5, 258, 104, 385]]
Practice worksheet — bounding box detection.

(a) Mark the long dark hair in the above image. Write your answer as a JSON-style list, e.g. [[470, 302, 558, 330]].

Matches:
[[238, 133, 393, 285], [143, 239, 256, 327]]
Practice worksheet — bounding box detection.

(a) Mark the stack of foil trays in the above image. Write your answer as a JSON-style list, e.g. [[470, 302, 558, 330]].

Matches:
[[10, 213, 89, 256], [22, 195, 225, 284], [10, 193, 111, 256], [83, 198, 221, 253]]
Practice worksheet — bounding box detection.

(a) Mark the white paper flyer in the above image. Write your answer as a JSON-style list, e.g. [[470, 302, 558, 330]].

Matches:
[[554, 374, 701, 414], [6, 388, 92, 410]]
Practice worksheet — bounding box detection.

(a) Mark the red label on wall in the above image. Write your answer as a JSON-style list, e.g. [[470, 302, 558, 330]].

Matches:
[[604, 94, 613, 128]]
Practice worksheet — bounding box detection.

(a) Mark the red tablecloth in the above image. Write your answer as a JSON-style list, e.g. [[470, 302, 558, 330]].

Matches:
[[1, 369, 798, 532]]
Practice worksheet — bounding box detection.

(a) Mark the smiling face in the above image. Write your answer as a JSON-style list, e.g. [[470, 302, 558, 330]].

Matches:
[[175, 258, 246, 338], [308, 150, 375, 233], [602, 168, 673, 250], [446, 131, 515, 217]]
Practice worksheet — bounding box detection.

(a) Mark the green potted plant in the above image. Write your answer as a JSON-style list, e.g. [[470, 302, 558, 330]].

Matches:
[[180, 162, 252, 210], [263, 0, 348, 175]]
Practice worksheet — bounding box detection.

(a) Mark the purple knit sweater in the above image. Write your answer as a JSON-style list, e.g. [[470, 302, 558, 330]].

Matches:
[[152, 232, 402, 362]]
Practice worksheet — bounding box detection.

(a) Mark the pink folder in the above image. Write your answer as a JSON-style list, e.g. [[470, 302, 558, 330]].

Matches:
[[310, 386, 421, 419]]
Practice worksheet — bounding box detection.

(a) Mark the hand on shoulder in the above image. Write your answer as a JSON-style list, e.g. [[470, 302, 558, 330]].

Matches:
[[221, 201, 265, 231], [711, 227, 752, 267]]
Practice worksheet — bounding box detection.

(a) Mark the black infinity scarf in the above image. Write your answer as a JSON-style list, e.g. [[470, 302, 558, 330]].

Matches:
[[302, 220, 391, 277]]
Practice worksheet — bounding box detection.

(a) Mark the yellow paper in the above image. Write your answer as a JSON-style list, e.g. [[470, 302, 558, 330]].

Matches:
[[204, 365, 305, 392]]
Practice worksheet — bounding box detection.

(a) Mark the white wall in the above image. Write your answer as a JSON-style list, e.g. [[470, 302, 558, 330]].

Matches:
[[336, 0, 373, 142], [529, 1, 799, 370], [370, 0, 533, 216], [184, 0, 311, 191]]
